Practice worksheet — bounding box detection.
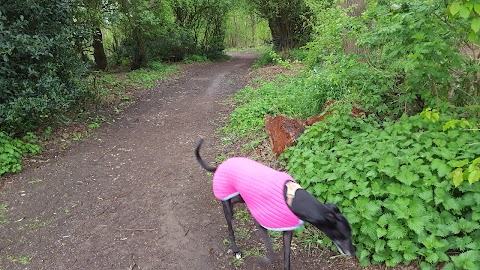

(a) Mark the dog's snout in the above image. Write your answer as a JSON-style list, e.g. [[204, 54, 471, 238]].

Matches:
[[334, 240, 356, 257]]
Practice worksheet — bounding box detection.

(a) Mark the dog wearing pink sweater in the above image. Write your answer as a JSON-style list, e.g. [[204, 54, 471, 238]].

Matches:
[[195, 139, 355, 270]]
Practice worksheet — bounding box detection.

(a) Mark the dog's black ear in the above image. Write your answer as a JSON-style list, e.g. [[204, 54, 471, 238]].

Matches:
[[325, 203, 342, 224], [325, 211, 339, 224], [325, 203, 340, 213]]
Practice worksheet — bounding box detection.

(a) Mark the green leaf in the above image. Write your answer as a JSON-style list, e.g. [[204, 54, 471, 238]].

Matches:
[[377, 227, 387, 238], [443, 119, 460, 131], [435, 224, 451, 237], [475, 3, 480, 14], [407, 217, 426, 234], [460, 6, 471, 18], [364, 200, 381, 219], [372, 251, 387, 263], [385, 252, 403, 266], [468, 31, 478, 42], [387, 239, 401, 251], [358, 248, 370, 262], [425, 252, 439, 263], [419, 261, 435, 270], [468, 169, 480, 184], [450, 2, 461, 15], [418, 190, 433, 203], [397, 166, 419, 186], [454, 236, 473, 251], [387, 220, 406, 239], [464, 2, 474, 11], [431, 158, 452, 177], [360, 221, 378, 239], [403, 251, 417, 262], [472, 211, 480, 221], [377, 213, 393, 227], [449, 168, 464, 187], [453, 218, 480, 233], [451, 250, 479, 269], [433, 139, 447, 147], [450, 159, 470, 168], [472, 18, 480, 33], [421, 235, 445, 250], [442, 197, 461, 211], [472, 157, 480, 166]]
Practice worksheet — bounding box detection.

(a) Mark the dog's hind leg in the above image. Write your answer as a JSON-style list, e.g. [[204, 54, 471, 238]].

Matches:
[[283, 230, 293, 270], [253, 220, 280, 265], [221, 200, 241, 258]]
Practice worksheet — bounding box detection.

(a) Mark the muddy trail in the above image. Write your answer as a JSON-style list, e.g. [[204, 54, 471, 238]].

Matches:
[[1, 52, 392, 270], [1, 52, 260, 270]]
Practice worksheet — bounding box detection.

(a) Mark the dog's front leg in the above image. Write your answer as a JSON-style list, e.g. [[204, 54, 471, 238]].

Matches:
[[221, 200, 241, 258], [253, 220, 280, 265], [283, 230, 293, 270]]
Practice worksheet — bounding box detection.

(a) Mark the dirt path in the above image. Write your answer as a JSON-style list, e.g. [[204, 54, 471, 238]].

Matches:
[[0, 53, 259, 270]]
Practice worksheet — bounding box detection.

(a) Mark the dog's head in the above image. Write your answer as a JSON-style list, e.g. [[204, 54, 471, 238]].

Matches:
[[317, 203, 355, 256]]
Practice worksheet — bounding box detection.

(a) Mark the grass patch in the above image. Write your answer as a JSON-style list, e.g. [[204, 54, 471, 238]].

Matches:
[[126, 63, 179, 89], [5, 255, 31, 265], [0, 203, 9, 228], [182, 54, 211, 64], [27, 179, 43, 184], [220, 71, 344, 140], [18, 218, 53, 231]]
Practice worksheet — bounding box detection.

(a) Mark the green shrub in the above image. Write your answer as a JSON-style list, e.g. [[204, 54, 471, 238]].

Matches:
[[357, 0, 479, 109], [0, 132, 41, 176], [305, 0, 479, 117], [252, 51, 277, 68], [288, 49, 309, 62], [144, 24, 198, 62], [283, 111, 480, 269], [253, 51, 292, 69], [0, 0, 87, 134], [304, 0, 352, 64]]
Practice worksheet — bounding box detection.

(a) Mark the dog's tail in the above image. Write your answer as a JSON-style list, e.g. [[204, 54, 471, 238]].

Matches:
[[195, 138, 217, 172]]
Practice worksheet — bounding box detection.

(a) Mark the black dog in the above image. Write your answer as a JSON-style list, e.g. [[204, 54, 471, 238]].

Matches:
[[195, 139, 355, 269]]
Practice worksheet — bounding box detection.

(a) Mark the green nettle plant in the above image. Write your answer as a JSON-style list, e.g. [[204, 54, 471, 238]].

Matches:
[[0, 132, 41, 176], [283, 111, 479, 269]]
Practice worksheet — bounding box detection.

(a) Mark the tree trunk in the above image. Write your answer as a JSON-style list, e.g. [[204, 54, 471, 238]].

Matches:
[[339, 0, 366, 55], [256, 0, 310, 52], [92, 27, 108, 70], [233, 12, 239, 47], [131, 26, 146, 70], [268, 16, 298, 52], [250, 13, 256, 46]]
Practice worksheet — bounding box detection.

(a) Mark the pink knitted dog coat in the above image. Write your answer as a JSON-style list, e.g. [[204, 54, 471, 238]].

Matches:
[[213, 157, 304, 231]]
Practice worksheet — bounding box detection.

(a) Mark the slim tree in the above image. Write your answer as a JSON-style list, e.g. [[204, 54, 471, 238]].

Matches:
[[76, 0, 109, 70], [118, 0, 148, 70]]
